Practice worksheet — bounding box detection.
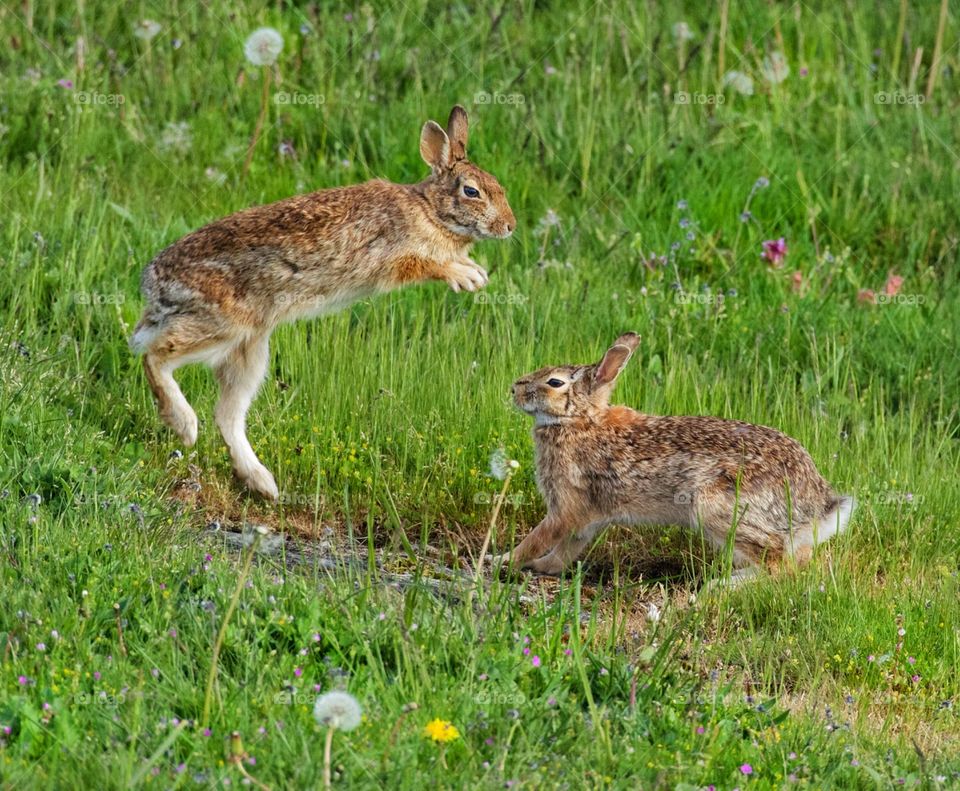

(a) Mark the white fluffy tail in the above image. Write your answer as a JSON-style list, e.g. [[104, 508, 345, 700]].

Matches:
[[129, 323, 158, 355], [810, 495, 856, 546], [787, 495, 855, 557]]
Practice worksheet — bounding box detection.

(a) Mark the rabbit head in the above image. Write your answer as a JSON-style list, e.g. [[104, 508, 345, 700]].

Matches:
[[419, 105, 516, 240], [513, 333, 640, 423]]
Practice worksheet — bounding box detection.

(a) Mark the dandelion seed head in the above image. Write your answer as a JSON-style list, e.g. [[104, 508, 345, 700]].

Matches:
[[159, 121, 192, 155], [672, 22, 694, 42], [723, 70, 754, 96], [489, 448, 510, 480], [244, 27, 284, 67], [134, 20, 162, 41], [313, 691, 362, 731], [762, 52, 791, 84]]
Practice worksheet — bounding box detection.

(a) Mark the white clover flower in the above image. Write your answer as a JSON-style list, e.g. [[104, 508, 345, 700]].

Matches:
[[761, 52, 790, 84], [672, 22, 694, 43], [646, 602, 661, 623], [134, 20, 161, 41], [313, 691, 362, 731], [722, 70, 755, 96], [244, 27, 284, 67]]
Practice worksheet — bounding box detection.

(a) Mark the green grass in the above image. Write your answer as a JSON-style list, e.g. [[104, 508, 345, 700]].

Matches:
[[2, 0, 960, 787]]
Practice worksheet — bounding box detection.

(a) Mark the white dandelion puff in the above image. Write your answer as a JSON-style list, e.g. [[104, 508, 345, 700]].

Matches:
[[534, 209, 560, 236], [204, 167, 226, 185], [672, 22, 694, 43], [313, 691, 362, 731], [244, 27, 284, 67], [159, 121, 192, 155], [489, 448, 510, 480], [761, 52, 790, 84], [134, 20, 161, 41], [722, 70, 755, 96]]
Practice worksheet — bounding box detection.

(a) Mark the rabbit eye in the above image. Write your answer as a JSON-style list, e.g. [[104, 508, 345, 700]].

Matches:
[[546, 378, 565, 388], [462, 185, 480, 198]]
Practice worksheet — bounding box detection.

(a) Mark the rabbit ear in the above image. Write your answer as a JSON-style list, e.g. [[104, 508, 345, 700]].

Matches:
[[420, 120, 451, 172], [594, 333, 640, 385], [446, 105, 468, 161]]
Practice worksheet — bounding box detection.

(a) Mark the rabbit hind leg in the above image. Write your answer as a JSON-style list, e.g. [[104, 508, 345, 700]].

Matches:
[[141, 316, 236, 447], [213, 333, 278, 500]]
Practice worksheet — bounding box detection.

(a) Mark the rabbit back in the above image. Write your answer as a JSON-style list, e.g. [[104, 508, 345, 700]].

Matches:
[[533, 410, 841, 559], [136, 181, 430, 334]]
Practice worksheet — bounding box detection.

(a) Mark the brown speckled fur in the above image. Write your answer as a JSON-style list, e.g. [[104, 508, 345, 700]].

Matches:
[[131, 106, 515, 499], [501, 333, 855, 582]]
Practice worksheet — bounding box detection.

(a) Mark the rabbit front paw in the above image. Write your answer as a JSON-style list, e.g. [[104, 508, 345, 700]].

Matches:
[[444, 258, 488, 293]]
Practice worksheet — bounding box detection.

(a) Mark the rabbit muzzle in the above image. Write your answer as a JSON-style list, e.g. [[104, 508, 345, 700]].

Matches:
[[511, 380, 536, 413], [490, 208, 516, 239]]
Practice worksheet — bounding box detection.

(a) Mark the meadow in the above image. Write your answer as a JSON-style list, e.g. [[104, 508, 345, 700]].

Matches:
[[1, 0, 960, 787]]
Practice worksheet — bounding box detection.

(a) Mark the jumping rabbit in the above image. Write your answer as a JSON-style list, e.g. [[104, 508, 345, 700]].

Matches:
[[500, 333, 855, 583], [131, 106, 515, 499]]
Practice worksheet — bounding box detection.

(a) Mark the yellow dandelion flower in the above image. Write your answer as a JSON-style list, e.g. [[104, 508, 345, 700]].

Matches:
[[423, 718, 460, 743]]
